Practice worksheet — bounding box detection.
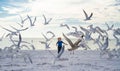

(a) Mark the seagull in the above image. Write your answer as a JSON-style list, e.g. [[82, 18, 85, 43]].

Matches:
[[46, 31, 55, 39], [41, 33, 51, 41], [43, 14, 52, 25], [80, 26, 94, 41], [13, 40, 35, 50], [19, 15, 28, 24], [87, 24, 96, 33], [39, 41, 51, 49], [105, 23, 114, 31], [83, 9, 93, 21], [60, 24, 70, 30], [78, 39, 90, 50], [97, 36, 109, 51], [63, 33, 83, 51], [72, 26, 78, 32], [17, 15, 28, 27], [67, 26, 84, 38], [27, 15, 37, 26]]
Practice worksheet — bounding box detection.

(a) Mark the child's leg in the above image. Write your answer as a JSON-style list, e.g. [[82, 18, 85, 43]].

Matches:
[[58, 46, 62, 54]]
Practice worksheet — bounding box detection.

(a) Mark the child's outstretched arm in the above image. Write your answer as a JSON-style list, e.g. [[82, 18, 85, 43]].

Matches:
[[63, 42, 68, 45]]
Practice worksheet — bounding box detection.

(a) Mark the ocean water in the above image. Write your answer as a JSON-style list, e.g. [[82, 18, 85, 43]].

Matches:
[[0, 38, 118, 50]]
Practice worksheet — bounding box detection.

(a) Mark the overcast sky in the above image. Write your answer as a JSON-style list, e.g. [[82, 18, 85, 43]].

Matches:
[[0, 0, 120, 38]]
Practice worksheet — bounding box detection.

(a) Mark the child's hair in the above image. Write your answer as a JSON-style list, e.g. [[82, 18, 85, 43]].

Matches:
[[58, 37, 61, 40]]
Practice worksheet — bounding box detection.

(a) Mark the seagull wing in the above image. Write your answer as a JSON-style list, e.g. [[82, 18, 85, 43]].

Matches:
[[89, 13, 93, 19], [47, 18, 52, 23], [63, 33, 74, 47], [0, 26, 14, 33], [41, 33, 49, 41], [80, 26, 90, 33], [74, 39, 82, 46], [27, 15, 33, 26], [83, 9, 88, 19], [110, 24, 114, 29], [32, 16, 37, 26], [66, 24, 70, 30], [10, 25, 18, 31], [43, 14, 47, 24]]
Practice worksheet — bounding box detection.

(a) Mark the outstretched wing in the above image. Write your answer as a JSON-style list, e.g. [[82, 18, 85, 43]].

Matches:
[[27, 15, 33, 26], [47, 18, 52, 23], [74, 39, 82, 46], [83, 9, 88, 19], [43, 14, 47, 24], [41, 33, 49, 41], [32, 16, 37, 26], [89, 13, 93, 19], [110, 24, 114, 29], [63, 33, 74, 47]]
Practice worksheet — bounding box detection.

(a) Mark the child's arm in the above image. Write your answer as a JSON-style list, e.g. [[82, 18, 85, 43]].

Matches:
[[63, 42, 68, 45]]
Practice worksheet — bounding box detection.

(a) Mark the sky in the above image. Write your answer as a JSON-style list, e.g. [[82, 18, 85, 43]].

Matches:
[[0, 0, 120, 38]]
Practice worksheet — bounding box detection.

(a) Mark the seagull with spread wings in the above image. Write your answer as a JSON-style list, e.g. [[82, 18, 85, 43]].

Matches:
[[43, 14, 52, 25], [63, 33, 83, 51], [83, 9, 93, 21], [105, 23, 114, 31], [60, 23, 70, 30]]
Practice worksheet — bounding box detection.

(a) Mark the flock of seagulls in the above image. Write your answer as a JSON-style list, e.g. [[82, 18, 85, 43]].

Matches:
[[0, 9, 120, 62]]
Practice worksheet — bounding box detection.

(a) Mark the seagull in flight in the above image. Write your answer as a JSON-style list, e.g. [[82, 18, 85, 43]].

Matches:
[[46, 31, 55, 40], [39, 41, 51, 49], [80, 26, 94, 41], [97, 36, 109, 51], [27, 15, 37, 27], [60, 24, 70, 30], [43, 14, 52, 25], [105, 23, 114, 31], [41, 33, 51, 41], [63, 33, 83, 51], [17, 15, 28, 27], [83, 9, 93, 21]]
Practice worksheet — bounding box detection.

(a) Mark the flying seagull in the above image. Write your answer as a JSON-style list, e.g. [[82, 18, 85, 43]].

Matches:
[[43, 14, 52, 25], [105, 23, 114, 31], [27, 15, 37, 26], [60, 24, 70, 30], [83, 9, 93, 21], [63, 33, 83, 51], [46, 31, 55, 39]]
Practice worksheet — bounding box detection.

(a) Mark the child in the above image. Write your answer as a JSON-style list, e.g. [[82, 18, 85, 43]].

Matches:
[[56, 37, 67, 54]]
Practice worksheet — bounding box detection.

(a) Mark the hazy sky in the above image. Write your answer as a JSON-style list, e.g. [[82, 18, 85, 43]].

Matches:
[[0, 0, 120, 38]]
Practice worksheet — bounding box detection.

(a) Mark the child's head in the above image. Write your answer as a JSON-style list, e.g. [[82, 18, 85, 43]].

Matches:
[[58, 37, 61, 41]]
